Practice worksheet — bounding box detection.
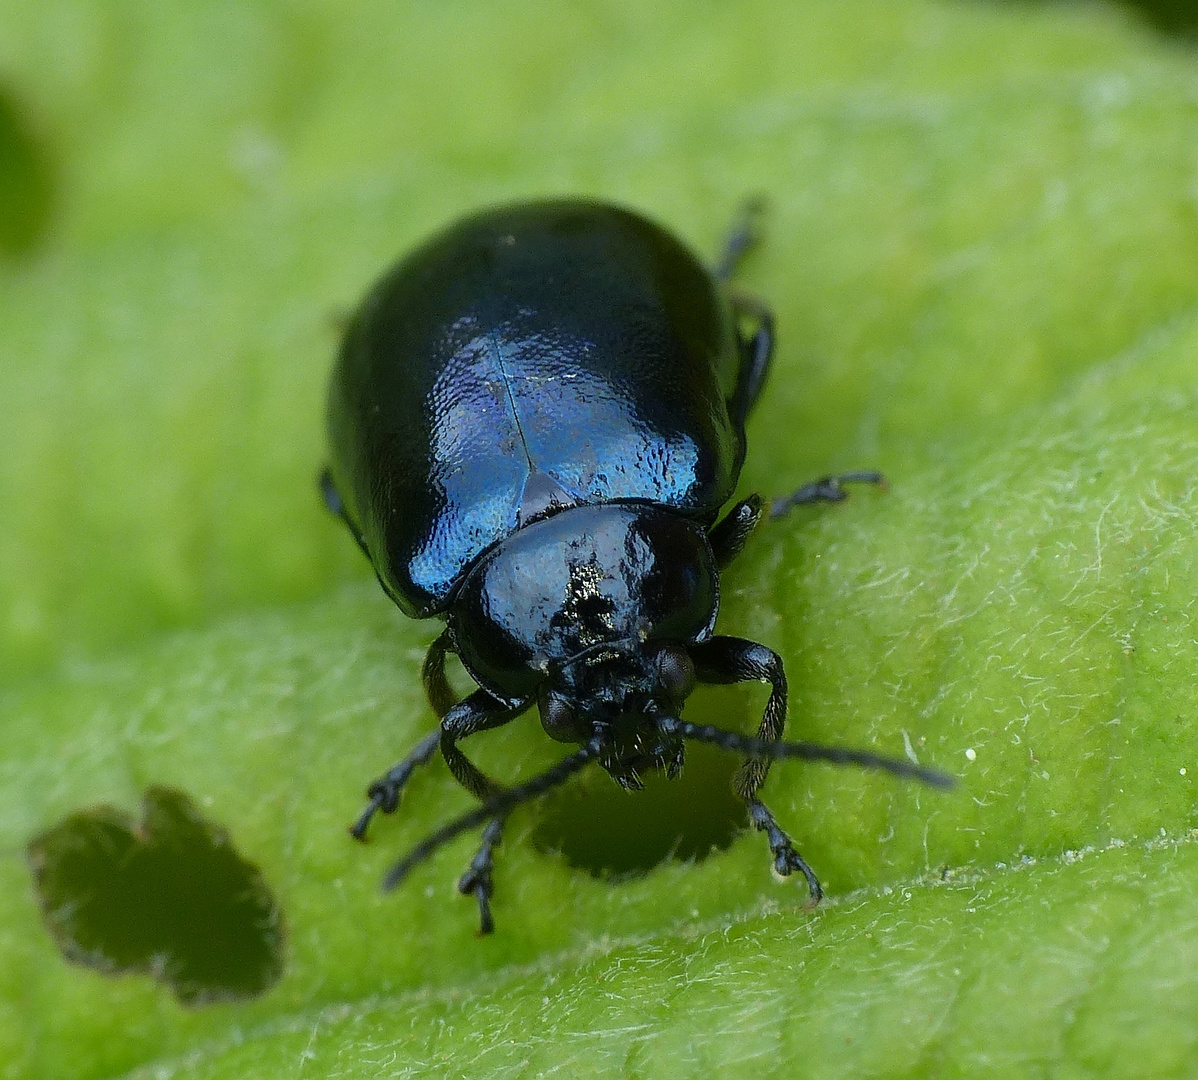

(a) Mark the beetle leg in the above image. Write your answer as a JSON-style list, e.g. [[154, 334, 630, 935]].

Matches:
[[350, 730, 441, 840], [715, 200, 774, 424], [690, 637, 787, 800], [728, 291, 775, 428], [747, 800, 822, 903], [689, 636, 821, 900], [457, 817, 504, 935], [349, 631, 466, 841], [421, 630, 460, 718], [770, 471, 886, 519], [319, 469, 372, 560], [708, 494, 763, 569], [383, 740, 601, 897], [714, 197, 766, 282], [350, 686, 518, 841], [439, 690, 527, 801]]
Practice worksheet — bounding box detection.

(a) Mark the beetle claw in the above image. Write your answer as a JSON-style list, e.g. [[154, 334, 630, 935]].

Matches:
[[457, 818, 504, 935], [748, 799, 823, 904], [374, 782, 402, 815], [457, 865, 495, 936], [349, 794, 384, 842], [773, 845, 823, 904]]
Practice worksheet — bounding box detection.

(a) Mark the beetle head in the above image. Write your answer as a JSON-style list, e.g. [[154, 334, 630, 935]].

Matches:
[[450, 504, 718, 720], [538, 638, 698, 788]]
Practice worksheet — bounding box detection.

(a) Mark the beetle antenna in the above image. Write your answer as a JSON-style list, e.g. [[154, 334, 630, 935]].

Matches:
[[382, 739, 602, 891], [656, 717, 954, 789]]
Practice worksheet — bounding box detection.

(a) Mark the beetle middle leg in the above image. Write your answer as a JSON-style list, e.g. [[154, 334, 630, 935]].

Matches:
[[770, 471, 886, 520], [712, 475, 884, 569], [350, 730, 441, 841], [355, 685, 524, 933], [690, 635, 823, 903]]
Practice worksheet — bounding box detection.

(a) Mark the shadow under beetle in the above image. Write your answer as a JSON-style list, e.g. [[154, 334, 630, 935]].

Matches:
[[323, 199, 950, 934]]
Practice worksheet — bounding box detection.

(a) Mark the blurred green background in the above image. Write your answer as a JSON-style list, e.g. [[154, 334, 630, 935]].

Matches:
[[1, 1, 1197, 1077]]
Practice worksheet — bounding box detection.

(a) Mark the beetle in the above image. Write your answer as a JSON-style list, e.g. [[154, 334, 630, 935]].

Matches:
[[322, 199, 949, 933]]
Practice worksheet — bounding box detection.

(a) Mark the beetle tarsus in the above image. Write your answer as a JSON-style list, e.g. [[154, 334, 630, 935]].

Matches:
[[770, 471, 886, 519], [714, 196, 767, 282], [318, 467, 343, 515], [458, 817, 504, 935], [748, 800, 822, 904], [351, 730, 442, 840], [349, 794, 384, 841], [382, 742, 601, 893]]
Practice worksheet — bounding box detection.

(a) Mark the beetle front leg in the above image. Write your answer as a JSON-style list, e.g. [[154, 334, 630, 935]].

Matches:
[[439, 690, 525, 801], [360, 688, 526, 933], [770, 471, 886, 519], [691, 637, 786, 798], [690, 636, 821, 902], [746, 801, 822, 904]]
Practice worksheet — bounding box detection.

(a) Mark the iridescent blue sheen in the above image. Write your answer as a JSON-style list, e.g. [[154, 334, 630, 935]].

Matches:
[[326, 200, 744, 618]]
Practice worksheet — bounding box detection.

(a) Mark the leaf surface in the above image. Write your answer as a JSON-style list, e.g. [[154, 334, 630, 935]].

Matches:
[[0, 2, 1196, 1078]]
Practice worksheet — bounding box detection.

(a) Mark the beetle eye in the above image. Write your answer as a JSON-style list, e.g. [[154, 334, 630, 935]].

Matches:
[[655, 644, 696, 702], [538, 687, 579, 743]]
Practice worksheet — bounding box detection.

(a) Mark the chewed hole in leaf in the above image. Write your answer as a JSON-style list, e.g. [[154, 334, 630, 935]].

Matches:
[[532, 741, 746, 878], [0, 85, 53, 256], [27, 786, 285, 1006]]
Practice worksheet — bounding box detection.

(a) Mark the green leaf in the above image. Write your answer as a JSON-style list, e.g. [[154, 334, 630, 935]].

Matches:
[[1, 1, 1196, 1077]]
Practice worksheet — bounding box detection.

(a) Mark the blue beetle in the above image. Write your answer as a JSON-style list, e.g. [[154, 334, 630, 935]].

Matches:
[[323, 200, 948, 932]]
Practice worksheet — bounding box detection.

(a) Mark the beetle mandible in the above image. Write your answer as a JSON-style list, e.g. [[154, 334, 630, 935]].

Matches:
[[322, 199, 949, 933]]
